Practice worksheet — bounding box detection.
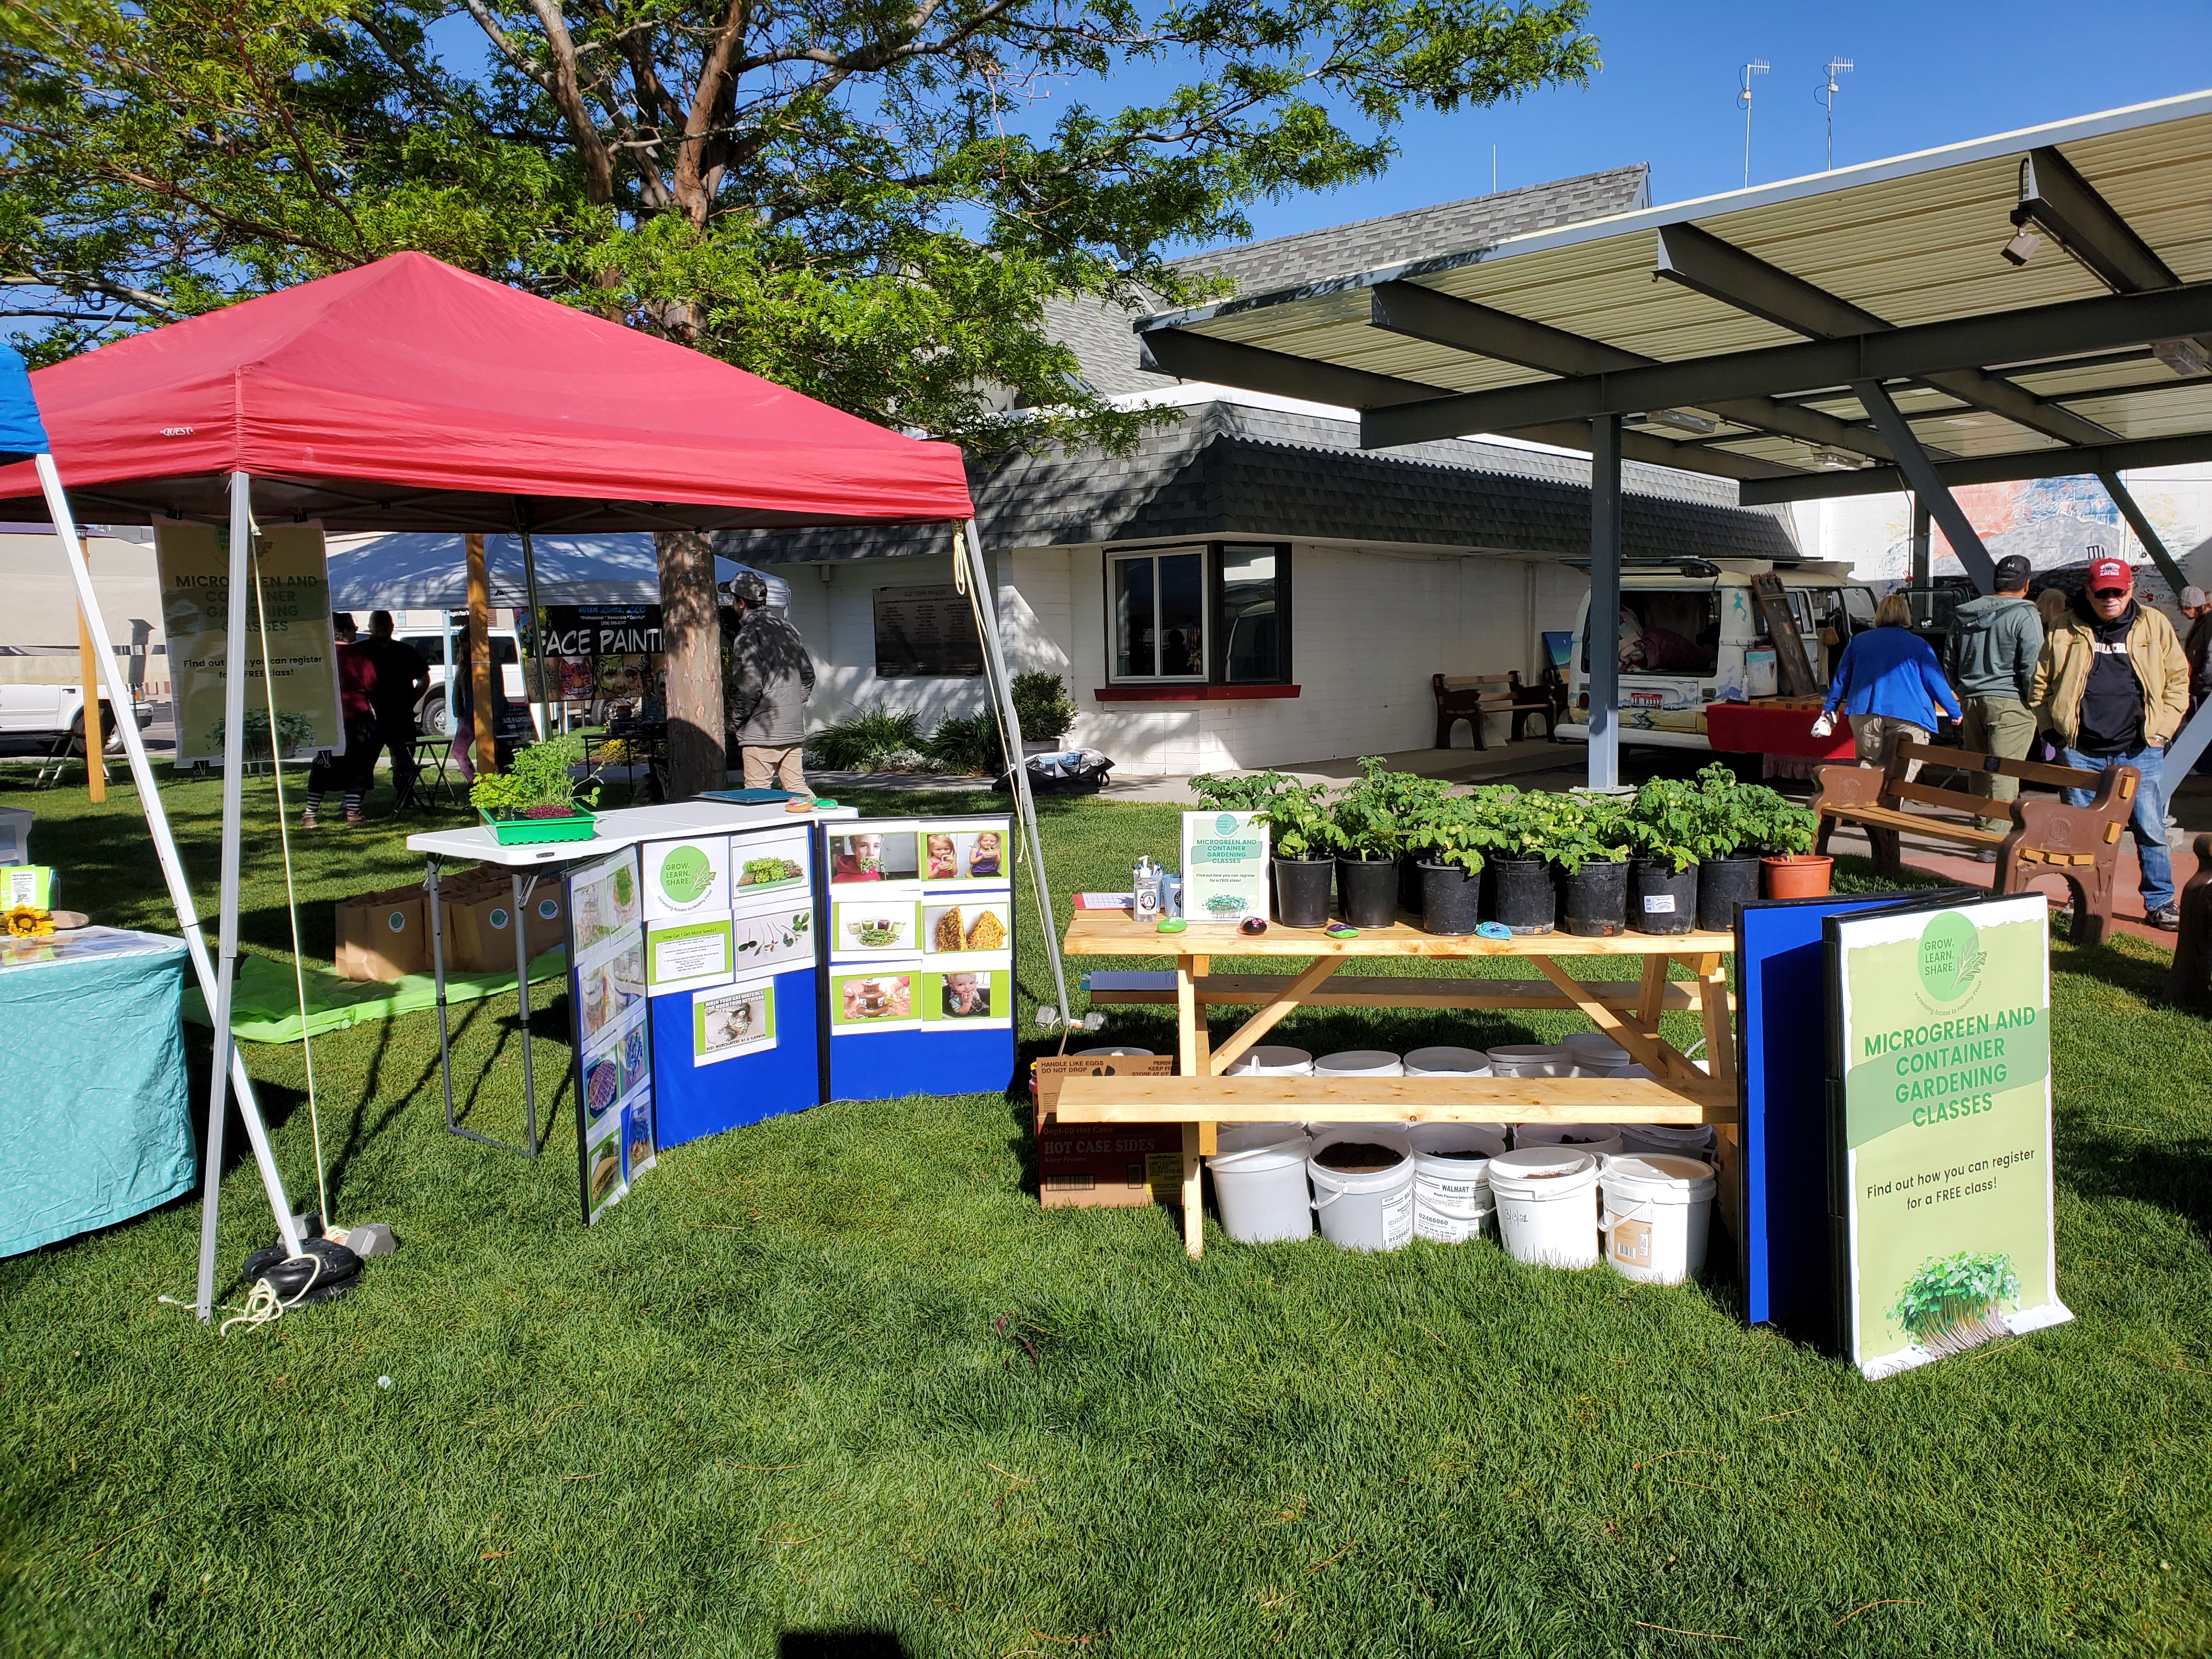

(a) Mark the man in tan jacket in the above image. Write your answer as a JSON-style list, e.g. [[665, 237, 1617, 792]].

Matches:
[[2029, 555, 2191, 928]]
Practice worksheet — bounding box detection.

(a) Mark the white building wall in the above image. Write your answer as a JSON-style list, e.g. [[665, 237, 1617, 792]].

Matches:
[[766, 538, 1588, 773]]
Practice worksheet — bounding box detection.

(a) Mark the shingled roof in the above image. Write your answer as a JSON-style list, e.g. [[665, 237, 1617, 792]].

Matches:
[[718, 402, 1798, 565]]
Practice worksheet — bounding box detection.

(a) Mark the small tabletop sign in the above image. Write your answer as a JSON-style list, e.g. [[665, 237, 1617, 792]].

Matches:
[[1179, 811, 1270, 925], [1826, 891, 2069, 1378]]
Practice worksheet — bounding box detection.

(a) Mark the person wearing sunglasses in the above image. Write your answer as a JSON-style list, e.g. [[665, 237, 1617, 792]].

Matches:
[[2029, 555, 2191, 930]]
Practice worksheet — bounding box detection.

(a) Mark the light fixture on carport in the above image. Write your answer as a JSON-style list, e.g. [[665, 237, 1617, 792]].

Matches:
[[1634, 407, 1718, 436]]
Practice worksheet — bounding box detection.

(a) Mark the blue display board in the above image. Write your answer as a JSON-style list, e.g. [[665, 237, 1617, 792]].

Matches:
[[1735, 886, 1974, 1345], [821, 814, 1015, 1103], [652, 964, 822, 1148]]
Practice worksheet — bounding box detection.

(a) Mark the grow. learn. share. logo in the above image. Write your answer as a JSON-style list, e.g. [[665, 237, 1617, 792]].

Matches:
[[658, 844, 715, 906], [1215, 813, 1239, 836], [1916, 911, 1985, 1002]]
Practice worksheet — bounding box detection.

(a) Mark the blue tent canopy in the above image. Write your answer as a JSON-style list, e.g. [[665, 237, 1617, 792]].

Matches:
[[0, 344, 51, 463], [328, 532, 791, 611]]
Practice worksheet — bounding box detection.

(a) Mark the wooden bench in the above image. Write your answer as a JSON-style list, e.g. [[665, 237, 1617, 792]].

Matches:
[[2166, 832, 2212, 1011], [1085, 970, 1718, 1016], [1432, 672, 1554, 751], [1812, 740, 2137, 945]]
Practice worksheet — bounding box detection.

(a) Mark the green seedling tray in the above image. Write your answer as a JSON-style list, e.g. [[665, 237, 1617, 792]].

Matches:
[[484, 811, 598, 846]]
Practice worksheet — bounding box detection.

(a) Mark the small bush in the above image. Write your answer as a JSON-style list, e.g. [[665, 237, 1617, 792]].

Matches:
[[925, 711, 1004, 775], [805, 709, 924, 771], [1011, 671, 1076, 744]]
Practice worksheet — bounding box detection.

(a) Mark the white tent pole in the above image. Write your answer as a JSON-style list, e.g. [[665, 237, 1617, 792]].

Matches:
[[33, 457, 301, 1319], [957, 519, 1069, 1025]]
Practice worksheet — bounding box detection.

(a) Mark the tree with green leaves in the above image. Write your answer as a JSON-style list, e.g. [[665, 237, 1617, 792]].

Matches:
[[2, 0, 1598, 789]]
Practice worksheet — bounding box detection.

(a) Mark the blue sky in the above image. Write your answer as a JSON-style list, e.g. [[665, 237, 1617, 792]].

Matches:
[[1134, 1, 2211, 251]]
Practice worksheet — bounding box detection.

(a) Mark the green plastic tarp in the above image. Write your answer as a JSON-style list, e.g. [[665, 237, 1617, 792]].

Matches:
[[182, 949, 567, 1044]]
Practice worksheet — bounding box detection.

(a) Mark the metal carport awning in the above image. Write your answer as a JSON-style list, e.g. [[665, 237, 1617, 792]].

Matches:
[[1131, 90, 2212, 786]]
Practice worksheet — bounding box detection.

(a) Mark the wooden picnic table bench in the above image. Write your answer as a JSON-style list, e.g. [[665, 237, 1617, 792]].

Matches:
[[1059, 910, 1737, 1257], [1811, 740, 2138, 945], [1432, 671, 1555, 751]]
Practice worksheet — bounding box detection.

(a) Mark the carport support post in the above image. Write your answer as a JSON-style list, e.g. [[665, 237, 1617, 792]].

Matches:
[[1910, 497, 1932, 623], [2098, 470, 2193, 599], [1854, 381, 1996, 594], [35, 457, 301, 1321], [958, 520, 1069, 1026], [1587, 412, 1623, 792], [74, 551, 105, 800]]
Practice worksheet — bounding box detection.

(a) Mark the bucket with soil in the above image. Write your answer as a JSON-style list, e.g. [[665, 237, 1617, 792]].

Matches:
[[1338, 855, 1400, 928], [1222, 1045, 1313, 1076], [1554, 857, 1627, 938], [1514, 1122, 1626, 1158], [1488, 1147, 1603, 1268], [1628, 858, 1699, 935], [1761, 853, 1832, 899], [1273, 856, 1335, 928], [1485, 1043, 1571, 1079], [1621, 1122, 1718, 1159], [1306, 1128, 1416, 1252], [1418, 861, 1483, 935], [1489, 857, 1556, 934], [1696, 854, 1762, 932], [1405, 1121, 1508, 1244], [1599, 1154, 1717, 1284], [1206, 1124, 1314, 1244], [1402, 1046, 1491, 1077]]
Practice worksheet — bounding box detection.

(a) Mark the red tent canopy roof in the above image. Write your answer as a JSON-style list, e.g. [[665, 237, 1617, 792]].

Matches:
[[0, 252, 974, 532]]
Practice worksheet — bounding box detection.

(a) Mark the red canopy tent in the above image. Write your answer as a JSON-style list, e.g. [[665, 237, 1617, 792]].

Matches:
[[0, 251, 972, 529], [8, 255, 1069, 1323]]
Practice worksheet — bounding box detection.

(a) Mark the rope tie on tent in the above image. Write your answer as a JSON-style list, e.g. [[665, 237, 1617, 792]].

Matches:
[[250, 545, 332, 1228]]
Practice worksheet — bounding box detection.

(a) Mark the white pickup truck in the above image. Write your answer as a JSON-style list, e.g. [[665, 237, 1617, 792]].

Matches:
[[0, 679, 152, 754]]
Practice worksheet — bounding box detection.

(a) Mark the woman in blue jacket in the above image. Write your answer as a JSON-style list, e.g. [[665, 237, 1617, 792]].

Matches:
[[1812, 593, 1961, 778]]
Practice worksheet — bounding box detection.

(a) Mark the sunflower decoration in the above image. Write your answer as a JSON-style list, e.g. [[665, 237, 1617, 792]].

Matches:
[[4, 905, 55, 938]]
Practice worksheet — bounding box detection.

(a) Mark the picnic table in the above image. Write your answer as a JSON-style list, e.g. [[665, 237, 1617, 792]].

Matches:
[[1059, 911, 1739, 1257]]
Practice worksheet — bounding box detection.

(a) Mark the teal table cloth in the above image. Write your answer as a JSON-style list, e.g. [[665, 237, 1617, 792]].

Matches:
[[0, 931, 195, 1257]]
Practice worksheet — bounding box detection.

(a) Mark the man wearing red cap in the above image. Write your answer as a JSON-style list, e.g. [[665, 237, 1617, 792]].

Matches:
[[2029, 555, 2191, 929]]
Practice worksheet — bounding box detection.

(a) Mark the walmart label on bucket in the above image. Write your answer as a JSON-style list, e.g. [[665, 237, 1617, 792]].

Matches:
[[1180, 811, 1269, 924]]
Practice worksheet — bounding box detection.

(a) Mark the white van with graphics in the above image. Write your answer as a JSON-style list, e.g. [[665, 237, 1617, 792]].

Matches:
[[1556, 559, 1879, 752]]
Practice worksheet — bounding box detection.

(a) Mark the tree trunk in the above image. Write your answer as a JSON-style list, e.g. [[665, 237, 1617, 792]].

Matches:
[[656, 529, 724, 798], [465, 533, 497, 777]]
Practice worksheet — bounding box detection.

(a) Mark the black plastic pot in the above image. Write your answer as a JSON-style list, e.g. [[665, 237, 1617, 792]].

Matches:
[[1397, 853, 1425, 920], [1418, 861, 1484, 935], [1629, 857, 1699, 935], [1489, 856, 1556, 935], [1697, 854, 1763, 933], [1554, 858, 1628, 938], [1338, 855, 1399, 928], [1273, 856, 1335, 929]]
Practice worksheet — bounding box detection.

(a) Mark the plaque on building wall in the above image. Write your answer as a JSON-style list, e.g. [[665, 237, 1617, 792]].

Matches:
[[873, 584, 983, 678]]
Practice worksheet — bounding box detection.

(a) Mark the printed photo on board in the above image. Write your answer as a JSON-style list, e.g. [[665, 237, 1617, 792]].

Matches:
[[922, 968, 1011, 1027], [837, 972, 913, 1023], [695, 983, 776, 1064], [830, 831, 918, 885], [578, 943, 645, 1043], [940, 972, 991, 1019], [924, 900, 1009, 957], [836, 899, 919, 957]]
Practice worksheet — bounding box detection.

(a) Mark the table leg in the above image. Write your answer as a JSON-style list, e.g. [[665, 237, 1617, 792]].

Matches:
[[1178, 953, 1205, 1259], [429, 856, 457, 1136], [1696, 952, 1737, 1085], [1635, 955, 1669, 1039], [1531, 955, 1679, 1080], [514, 870, 539, 1156]]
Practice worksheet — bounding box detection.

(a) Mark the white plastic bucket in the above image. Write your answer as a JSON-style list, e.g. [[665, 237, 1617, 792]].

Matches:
[[1564, 1033, 1630, 1071], [1599, 1154, 1717, 1284], [1486, 1043, 1570, 1078], [1404, 1122, 1507, 1243], [1314, 1049, 1403, 1077], [1207, 1124, 1314, 1244], [1621, 1122, 1718, 1158], [1306, 1127, 1415, 1252], [1074, 1046, 1154, 1057], [1513, 1122, 1626, 1158], [1223, 1045, 1314, 1076], [1488, 1147, 1602, 1268], [1403, 1046, 1492, 1076]]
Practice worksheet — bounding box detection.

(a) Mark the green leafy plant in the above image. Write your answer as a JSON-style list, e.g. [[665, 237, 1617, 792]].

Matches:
[[1627, 776, 1723, 871], [1404, 793, 1495, 876], [470, 732, 597, 819], [1692, 763, 1818, 856], [1010, 672, 1076, 746], [207, 707, 318, 760], [1188, 771, 1296, 813], [1330, 757, 1451, 861], [1889, 1251, 2021, 1357], [923, 711, 1004, 776], [1531, 791, 1632, 874], [1254, 780, 1337, 861], [805, 709, 926, 771]]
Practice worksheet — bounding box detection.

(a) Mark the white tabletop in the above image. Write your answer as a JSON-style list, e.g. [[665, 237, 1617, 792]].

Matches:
[[407, 798, 859, 867]]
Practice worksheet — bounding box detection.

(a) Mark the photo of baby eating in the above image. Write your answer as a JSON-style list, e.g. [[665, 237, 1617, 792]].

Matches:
[[939, 971, 991, 1019]]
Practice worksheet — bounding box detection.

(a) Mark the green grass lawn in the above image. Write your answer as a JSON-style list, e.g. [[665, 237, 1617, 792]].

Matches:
[[1, 766, 2208, 1658]]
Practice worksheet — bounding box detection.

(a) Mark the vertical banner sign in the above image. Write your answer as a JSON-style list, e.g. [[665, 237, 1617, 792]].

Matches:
[[1180, 810, 1270, 924], [567, 847, 653, 1223], [154, 518, 343, 763], [1828, 893, 2069, 1378]]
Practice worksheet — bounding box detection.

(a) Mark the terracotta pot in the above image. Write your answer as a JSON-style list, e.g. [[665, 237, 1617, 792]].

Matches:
[[1761, 854, 1833, 900]]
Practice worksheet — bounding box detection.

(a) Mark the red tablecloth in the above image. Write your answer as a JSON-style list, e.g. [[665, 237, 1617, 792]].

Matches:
[[1705, 702, 1857, 760]]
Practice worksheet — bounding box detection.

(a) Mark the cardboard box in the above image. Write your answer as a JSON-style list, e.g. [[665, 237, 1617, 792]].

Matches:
[[336, 887, 428, 982], [521, 880, 569, 958], [1032, 1054, 1183, 1209], [442, 876, 527, 973]]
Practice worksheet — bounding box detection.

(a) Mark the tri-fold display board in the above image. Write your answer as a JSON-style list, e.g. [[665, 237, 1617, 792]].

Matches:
[[565, 814, 1014, 1222]]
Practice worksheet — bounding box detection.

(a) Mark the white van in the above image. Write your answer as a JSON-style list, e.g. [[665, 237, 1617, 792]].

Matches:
[[394, 627, 533, 737], [1556, 558, 1879, 752]]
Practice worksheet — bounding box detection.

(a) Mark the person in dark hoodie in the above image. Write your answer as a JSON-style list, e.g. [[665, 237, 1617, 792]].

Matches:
[[2029, 555, 2191, 929], [1944, 554, 2044, 853]]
